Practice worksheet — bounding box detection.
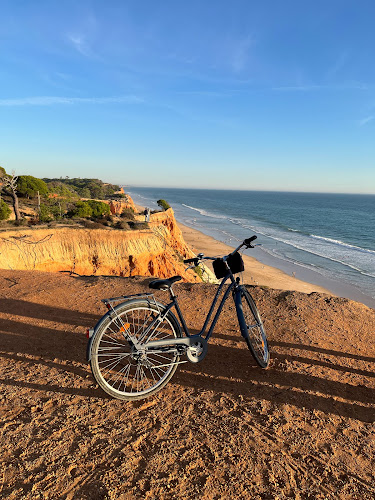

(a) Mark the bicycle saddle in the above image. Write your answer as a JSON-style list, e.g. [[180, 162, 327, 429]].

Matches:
[[148, 276, 182, 290]]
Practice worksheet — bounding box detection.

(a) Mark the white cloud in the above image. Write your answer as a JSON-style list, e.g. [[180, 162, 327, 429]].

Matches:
[[358, 115, 374, 126], [0, 96, 144, 106], [66, 33, 92, 57]]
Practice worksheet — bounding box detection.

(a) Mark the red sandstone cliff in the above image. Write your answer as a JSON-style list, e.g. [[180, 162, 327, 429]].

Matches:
[[107, 194, 136, 215], [0, 209, 200, 281]]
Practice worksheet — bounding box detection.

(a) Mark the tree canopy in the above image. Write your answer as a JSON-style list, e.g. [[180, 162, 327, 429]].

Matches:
[[0, 200, 11, 220], [44, 181, 79, 200], [157, 199, 171, 211], [43, 177, 120, 200], [67, 200, 110, 219], [17, 175, 49, 198]]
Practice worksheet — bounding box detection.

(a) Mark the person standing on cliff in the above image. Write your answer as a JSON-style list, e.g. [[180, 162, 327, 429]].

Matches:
[[144, 207, 150, 222]]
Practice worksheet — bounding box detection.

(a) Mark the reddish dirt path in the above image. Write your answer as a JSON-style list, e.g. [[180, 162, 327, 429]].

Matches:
[[0, 269, 374, 499]]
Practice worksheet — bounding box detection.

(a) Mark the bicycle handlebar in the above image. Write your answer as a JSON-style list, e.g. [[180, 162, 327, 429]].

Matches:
[[183, 257, 200, 266], [183, 235, 257, 267]]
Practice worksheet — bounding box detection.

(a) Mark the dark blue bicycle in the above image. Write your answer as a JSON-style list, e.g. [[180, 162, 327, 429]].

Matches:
[[87, 235, 270, 400]]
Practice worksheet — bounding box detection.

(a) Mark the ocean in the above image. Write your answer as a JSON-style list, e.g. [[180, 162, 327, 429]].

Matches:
[[127, 187, 375, 308]]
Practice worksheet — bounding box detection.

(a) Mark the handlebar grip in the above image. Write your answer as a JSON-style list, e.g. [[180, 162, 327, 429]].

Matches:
[[183, 257, 199, 265], [244, 235, 257, 247]]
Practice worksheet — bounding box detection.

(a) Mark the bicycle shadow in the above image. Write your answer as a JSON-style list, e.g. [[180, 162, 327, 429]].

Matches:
[[0, 298, 108, 399], [175, 331, 375, 423], [272, 340, 375, 364], [0, 297, 98, 327]]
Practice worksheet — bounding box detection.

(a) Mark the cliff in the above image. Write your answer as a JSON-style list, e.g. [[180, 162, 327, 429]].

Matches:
[[107, 194, 136, 215], [0, 208, 200, 281]]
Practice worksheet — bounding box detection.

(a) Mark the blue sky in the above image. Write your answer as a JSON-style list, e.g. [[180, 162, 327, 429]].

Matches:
[[1, 0, 375, 193]]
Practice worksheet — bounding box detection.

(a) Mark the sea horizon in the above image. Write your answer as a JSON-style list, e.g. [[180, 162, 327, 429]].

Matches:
[[127, 186, 375, 196]]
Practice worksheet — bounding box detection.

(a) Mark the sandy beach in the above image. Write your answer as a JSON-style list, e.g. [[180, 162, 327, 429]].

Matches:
[[135, 201, 375, 308], [134, 202, 330, 295], [178, 222, 332, 295]]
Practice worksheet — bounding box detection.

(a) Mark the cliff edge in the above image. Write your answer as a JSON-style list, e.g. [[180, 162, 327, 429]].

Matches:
[[0, 208, 200, 281]]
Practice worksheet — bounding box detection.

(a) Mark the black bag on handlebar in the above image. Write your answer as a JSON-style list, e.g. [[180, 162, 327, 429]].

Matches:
[[213, 251, 244, 279]]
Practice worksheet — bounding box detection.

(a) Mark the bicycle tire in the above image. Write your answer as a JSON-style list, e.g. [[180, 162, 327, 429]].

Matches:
[[236, 288, 270, 368], [90, 300, 182, 401]]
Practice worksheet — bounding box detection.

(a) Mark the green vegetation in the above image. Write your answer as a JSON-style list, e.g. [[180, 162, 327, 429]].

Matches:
[[39, 204, 54, 223], [43, 177, 120, 200], [115, 220, 130, 230], [129, 221, 149, 229], [17, 175, 49, 198], [120, 207, 135, 220], [0, 169, 155, 232], [157, 199, 171, 211], [0, 200, 11, 220], [44, 181, 79, 200], [67, 201, 93, 218], [85, 200, 111, 218], [67, 200, 110, 219]]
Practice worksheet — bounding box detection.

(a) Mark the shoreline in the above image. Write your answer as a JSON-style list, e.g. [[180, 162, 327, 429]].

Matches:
[[178, 222, 331, 295], [134, 201, 330, 295], [178, 222, 375, 309], [134, 201, 375, 308]]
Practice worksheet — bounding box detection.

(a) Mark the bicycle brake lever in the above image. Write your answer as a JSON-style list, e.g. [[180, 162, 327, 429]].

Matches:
[[185, 264, 197, 271]]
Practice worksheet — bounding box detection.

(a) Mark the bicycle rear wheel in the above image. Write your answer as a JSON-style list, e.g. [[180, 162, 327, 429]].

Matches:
[[90, 300, 182, 400], [236, 288, 270, 368]]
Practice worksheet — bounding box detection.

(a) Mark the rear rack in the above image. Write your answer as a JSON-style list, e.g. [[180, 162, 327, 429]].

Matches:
[[102, 292, 163, 314]]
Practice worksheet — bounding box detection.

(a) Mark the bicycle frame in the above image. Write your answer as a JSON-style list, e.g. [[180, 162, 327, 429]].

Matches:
[[142, 270, 241, 353], [194, 273, 238, 340]]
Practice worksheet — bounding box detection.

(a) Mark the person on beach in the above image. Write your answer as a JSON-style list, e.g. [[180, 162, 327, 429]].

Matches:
[[144, 207, 150, 222]]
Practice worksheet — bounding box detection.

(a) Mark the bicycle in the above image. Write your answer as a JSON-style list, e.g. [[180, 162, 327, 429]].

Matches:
[[86, 235, 270, 401]]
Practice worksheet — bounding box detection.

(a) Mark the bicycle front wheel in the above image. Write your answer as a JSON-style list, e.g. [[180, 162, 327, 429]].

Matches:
[[90, 300, 182, 401], [236, 288, 270, 368]]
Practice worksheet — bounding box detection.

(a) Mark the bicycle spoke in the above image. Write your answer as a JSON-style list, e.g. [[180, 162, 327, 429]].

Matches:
[[237, 289, 269, 368], [91, 302, 180, 400], [108, 361, 132, 388]]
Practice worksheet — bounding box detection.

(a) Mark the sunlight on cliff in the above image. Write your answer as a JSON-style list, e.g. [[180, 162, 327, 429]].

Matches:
[[0, 209, 201, 281]]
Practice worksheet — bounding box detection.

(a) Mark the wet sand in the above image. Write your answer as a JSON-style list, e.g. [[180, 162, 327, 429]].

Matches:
[[178, 222, 331, 295], [135, 202, 375, 307]]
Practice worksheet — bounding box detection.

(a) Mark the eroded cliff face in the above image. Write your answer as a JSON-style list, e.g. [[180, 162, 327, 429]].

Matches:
[[107, 195, 136, 215], [0, 209, 200, 281]]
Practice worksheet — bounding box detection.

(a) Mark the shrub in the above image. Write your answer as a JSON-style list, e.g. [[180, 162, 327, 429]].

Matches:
[[81, 220, 107, 229], [129, 221, 149, 230], [85, 200, 110, 218], [120, 208, 135, 220], [39, 204, 53, 223], [157, 199, 171, 211], [11, 219, 28, 227], [67, 201, 93, 218], [115, 220, 130, 230], [0, 200, 11, 220], [92, 216, 112, 226], [49, 201, 66, 219]]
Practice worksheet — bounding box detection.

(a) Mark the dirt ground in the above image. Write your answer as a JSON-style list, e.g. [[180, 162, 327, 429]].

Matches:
[[0, 269, 374, 499]]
